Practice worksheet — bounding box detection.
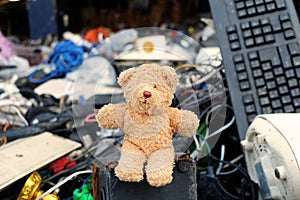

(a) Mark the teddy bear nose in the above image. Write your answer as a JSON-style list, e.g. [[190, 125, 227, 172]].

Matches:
[[143, 91, 152, 98]]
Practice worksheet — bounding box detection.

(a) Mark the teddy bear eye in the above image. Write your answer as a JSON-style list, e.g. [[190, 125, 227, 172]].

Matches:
[[153, 85, 157, 89]]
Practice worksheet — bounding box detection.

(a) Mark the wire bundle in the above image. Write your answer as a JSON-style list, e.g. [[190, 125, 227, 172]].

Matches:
[[28, 40, 85, 83]]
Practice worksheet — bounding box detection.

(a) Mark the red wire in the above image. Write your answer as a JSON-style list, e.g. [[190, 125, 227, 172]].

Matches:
[[84, 112, 97, 123]]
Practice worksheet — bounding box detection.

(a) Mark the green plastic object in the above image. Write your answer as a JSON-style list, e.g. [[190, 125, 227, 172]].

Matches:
[[73, 184, 94, 200]]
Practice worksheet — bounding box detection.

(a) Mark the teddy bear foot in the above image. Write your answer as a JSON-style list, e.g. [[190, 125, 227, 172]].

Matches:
[[115, 169, 144, 182], [146, 166, 173, 187]]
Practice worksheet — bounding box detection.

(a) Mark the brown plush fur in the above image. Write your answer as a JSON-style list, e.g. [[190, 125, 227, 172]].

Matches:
[[96, 63, 199, 187]]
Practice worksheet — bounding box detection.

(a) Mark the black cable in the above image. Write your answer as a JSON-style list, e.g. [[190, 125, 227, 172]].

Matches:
[[209, 155, 256, 200]]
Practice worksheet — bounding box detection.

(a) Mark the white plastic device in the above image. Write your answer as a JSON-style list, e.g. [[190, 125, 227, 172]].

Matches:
[[241, 113, 300, 200]]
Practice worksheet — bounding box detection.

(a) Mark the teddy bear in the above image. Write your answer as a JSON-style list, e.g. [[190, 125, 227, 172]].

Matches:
[[96, 63, 199, 187]]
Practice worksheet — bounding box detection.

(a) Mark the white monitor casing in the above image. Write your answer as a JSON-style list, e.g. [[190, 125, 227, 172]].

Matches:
[[241, 114, 300, 200]]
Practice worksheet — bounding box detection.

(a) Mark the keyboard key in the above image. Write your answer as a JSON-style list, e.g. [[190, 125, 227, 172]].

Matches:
[[245, 104, 256, 114], [274, 109, 283, 113], [255, 78, 265, 87], [284, 105, 294, 112], [262, 25, 272, 34], [255, 36, 265, 45], [238, 72, 248, 81], [285, 69, 295, 78], [253, 27, 262, 36], [256, 5, 266, 13], [251, 21, 260, 27], [236, 1, 245, 9], [253, 69, 263, 77], [275, 0, 286, 9], [231, 41, 241, 50], [262, 106, 272, 114], [226, 25, 237, 33], [282, 21, 292, 30], [243, 94, 254, 104], [281, 95, 292, 104], [251, 60, 260, 68], [260, 97, 270, 106], [243, 30, 252, 38], [245, 0, 254, 7], [279, 85, 289, 94], [259, 48, 281, 66], [271, 99, 282, 109], [293, 98, 300, 107], [284, 29, 295, 39], [233, 54, 244, 63], [241, 22, 250, 30], [276, 76, 286, 85], [291, 88, 300, 97], [264, 71, 274, 80], [235, 63, 246, 72], [247, 114, 256, 123], [288, 78, 298, 88], [269, 90, 279, 99], [266, 80, 276, 89], [255, 0, 264, 5], [257, 87, 267, 96], [278, 45, 293, 69], [295, 68, 300, 78], [248, 51, 258, 60], [264, 34, 275, 43], [247, 7, 256, 15], [238, 9, 247, 18], [264, 0, 274, 3], [288, 43, 300, 55], [240, 81, 251, 90], [228, 33, 239, 41], [292, 56, 300, 66], [279, 13, 290, 22], [266, 3, 276, 11], [274, 67, 284, 75], [261, 62, 272, 71], [260, 18, 270, 25]]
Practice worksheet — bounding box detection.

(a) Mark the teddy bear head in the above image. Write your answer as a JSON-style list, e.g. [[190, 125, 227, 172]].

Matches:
[[118, 64, 178, 114]]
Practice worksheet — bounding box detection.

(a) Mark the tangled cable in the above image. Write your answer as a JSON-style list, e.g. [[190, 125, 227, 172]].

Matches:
[[28, 40, 85, 83]]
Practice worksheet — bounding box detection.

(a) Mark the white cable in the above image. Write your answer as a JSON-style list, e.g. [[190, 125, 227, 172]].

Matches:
[[216, 144, 225, 175], [182, 92, 224, 109], [9, 105, 29, 126], [0, 104, 29, 126], [194, 66, 223, 85], [190, 134, 201, 159], [203, 104, 223, 143], [206, 116, 235, 140], [36, 170, 92, 200], [219, 166, 239, 175], [200, 105, 234, 153], [0, 91, 18, 100], [222, 154, 243, 169]]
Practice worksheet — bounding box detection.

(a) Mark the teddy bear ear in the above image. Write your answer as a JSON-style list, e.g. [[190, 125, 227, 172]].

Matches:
[[118, 67, 137, 87], [161, 66, 178, 93]]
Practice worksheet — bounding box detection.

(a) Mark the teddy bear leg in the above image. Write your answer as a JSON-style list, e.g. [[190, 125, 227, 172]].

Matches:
[[115, 148, 146, 182], [145, 144, 175, 187]]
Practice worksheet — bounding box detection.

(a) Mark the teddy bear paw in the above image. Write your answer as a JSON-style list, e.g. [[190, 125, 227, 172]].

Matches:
[[115, 169, 144, 182], [146, 166, 173, 187]]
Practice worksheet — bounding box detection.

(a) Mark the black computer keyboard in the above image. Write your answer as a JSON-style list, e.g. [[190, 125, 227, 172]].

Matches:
[[209, 0, 300, 139]]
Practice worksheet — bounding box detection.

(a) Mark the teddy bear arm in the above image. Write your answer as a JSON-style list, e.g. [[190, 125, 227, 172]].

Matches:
[[178, 110, 199, 137], [169, 108, 199, 137], [166, 107, 182, 134], [96, 103, 127, 129]]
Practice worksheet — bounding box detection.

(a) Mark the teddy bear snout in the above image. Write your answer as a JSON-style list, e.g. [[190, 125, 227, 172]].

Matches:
[[143, 91, 152, 98]]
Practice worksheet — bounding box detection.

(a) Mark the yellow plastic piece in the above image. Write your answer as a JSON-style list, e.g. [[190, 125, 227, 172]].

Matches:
[[17, 171, 43, 200], [17, 171, 60, 200]]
